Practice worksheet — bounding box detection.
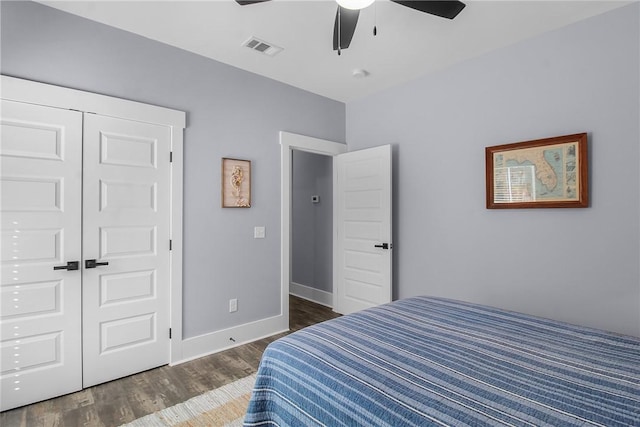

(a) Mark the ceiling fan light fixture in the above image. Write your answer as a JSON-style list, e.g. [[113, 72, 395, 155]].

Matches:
[[336, 0, 374, 10]]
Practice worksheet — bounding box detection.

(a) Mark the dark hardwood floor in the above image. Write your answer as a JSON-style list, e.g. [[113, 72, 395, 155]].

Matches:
[[1, 295, 340, 427]]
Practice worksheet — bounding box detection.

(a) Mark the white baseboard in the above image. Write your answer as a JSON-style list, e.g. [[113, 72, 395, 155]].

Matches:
[[172, 284, 332, 366], [173, 313, 288, 366], [290, 282, 333, 307]]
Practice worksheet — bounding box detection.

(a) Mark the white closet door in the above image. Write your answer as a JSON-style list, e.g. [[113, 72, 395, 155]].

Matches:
[[0, 100, 83, 411], [82, 114, 171, 387]]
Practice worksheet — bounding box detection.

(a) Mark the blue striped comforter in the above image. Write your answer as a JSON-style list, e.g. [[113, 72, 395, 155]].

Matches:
[[244, 297, 640, 426]]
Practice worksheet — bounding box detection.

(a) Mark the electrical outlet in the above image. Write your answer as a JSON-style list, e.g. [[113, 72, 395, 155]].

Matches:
[[229, 298, 238, 313]]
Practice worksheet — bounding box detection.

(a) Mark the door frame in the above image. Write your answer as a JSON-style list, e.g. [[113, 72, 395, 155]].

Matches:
[[1, 75, 186, 364], [280, 131, 346, 325]]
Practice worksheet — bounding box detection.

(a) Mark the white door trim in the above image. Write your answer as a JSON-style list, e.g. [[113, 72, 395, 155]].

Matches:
[[1, 76, 185, 126], [1, 75, 186, 364], [280, 131, 347, 323]]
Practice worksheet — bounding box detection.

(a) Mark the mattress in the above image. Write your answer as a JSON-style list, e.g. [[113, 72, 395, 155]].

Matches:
[[243, 296, 640, 426]]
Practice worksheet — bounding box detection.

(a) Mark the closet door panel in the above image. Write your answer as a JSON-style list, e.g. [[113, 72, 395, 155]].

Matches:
[[82, 114, 171, 387], [0, 100, 83, 411]]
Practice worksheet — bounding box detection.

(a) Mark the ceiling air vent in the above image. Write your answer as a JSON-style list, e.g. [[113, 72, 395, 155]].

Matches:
[[243, 36, 283, 57]]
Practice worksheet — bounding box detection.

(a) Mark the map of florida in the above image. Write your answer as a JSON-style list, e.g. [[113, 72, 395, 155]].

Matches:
[[503, 150, 557, 192]]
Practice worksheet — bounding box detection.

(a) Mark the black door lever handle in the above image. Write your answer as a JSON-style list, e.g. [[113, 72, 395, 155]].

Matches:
[[374, 243, 390, 250], [85, 259, 109, 269], [53, 261, 79, 271]]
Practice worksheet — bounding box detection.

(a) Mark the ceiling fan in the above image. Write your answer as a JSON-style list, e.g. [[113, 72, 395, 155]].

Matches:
[[235, 0, 466, 55]]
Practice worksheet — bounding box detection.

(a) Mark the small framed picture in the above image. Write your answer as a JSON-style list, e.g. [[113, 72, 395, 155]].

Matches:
[[485, 133, 588, 209], [222, 158, 251, 208]]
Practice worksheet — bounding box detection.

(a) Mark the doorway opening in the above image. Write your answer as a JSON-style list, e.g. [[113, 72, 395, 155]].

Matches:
[[280, 132, 347, 330], [281, 132, 393, 328], [290, 150, 334, 308]]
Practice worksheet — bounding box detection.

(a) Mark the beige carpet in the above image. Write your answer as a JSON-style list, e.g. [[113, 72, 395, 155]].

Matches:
[[121, 374, 256, 427]]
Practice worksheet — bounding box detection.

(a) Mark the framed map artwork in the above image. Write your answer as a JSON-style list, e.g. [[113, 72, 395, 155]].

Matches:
[[485, 133, 588, 209], [222, 158, 251, 208]]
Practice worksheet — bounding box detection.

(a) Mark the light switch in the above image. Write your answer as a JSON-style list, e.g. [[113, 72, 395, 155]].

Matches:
[[254, 226, 266, 239]]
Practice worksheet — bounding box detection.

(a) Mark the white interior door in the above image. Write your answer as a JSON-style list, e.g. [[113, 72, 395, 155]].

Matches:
[[82, 114, 171, 387], [335, 145, 392, 315], [0, 100, 83, 411]]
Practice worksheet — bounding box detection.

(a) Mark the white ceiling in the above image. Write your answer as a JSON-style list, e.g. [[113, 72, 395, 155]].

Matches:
[[39, 0, 630, 102]]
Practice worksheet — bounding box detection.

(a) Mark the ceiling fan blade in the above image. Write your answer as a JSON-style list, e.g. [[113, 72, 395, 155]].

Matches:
[[333, 6, 360, 51], [235, 0, 271, 5], [390, 1, 465, 19]]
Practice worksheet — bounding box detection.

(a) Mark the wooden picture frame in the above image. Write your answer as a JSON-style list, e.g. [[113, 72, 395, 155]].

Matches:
[[222, 158, 251, 208], [485, 133, 588, 209]]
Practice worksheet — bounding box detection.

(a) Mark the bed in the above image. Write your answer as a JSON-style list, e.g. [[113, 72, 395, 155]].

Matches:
[[243, 296, 640, 426]]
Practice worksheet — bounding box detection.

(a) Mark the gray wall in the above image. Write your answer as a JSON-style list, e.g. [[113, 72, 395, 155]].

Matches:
[[346, 3, 640, 337], [292, 150, 333, 293], [0, 1, 346, 338], [2, 1, 638, 339]]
